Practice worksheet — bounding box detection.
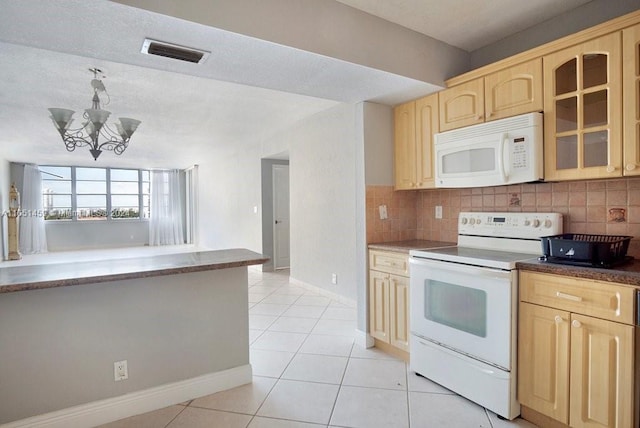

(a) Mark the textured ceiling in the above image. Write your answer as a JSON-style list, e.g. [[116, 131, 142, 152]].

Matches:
[[0, 0, 598, 168], [335, 0, 594, 51], [0, 0, 437, 168]]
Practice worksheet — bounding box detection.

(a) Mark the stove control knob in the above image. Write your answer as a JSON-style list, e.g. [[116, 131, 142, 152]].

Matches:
[[532, 219, 541, 228], [544, 219, 552, 228], [476, 218, 482, 224], [524, 220, 531, 226], [460, 217, 468, 225], [469, 218, 476, 225]]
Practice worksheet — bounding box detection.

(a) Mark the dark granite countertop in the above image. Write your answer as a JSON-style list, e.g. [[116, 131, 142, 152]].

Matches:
[[517, 258, 640, 287], [368, 239, 456, 254], [0, 248, 268, 294]]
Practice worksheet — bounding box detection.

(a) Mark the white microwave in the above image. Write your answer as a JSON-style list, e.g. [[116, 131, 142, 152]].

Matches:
[[434, 112, 543, 188]]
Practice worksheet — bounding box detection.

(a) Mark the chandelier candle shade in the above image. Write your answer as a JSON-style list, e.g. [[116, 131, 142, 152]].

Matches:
[[49, 68, 141, 161]]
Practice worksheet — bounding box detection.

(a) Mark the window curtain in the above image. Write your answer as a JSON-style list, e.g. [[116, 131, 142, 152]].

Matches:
[[149, 169, 184, 246], [184, 165, 198, 245], [19, 164, 48, 254]]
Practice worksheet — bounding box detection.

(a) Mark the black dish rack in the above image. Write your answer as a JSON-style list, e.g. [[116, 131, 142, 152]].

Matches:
[[539, 233, 633, 268]]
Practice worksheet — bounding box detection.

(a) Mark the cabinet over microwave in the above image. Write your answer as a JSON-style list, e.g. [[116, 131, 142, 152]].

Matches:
[[434, 112, 543, 188]]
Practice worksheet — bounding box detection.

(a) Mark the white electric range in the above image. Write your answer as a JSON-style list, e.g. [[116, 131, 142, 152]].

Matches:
[[409, 211, 563, 420]]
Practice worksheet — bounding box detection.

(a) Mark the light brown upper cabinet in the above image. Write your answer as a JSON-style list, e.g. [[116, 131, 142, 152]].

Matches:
[[394, 101, 416, 190], [438, 78, 484, 132], [439, 58, 543, 132], [623, 23, 640, 176], [394, 94, 438, 190], [543, 32, 622, 181], [484, 58, 543, 121]]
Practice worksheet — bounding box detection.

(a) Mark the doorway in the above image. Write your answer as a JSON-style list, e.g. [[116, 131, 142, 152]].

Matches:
[[272, 164, 290, 269], [260, 157, 289, 272]]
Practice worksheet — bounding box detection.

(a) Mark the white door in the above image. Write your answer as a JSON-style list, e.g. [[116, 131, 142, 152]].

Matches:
[[273, 165, 290, 269]]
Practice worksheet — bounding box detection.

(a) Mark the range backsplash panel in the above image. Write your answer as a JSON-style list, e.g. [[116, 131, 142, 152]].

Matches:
[[366, 177, 640, 259]]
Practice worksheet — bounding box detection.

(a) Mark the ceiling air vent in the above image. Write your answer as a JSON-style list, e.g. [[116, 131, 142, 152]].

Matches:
[[141, 39, 210, 64]]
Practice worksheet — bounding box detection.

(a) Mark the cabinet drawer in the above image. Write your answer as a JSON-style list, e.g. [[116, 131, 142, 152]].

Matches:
[[520, 271, 636, 325], [369, 250, 409, 276]]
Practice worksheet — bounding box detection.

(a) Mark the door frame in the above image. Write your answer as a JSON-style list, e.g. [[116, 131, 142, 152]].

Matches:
[[260, 157, 289, 272], [272, 164, 290, 270]]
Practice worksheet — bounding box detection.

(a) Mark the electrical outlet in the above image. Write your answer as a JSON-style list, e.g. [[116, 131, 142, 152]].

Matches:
[[378, 205, 388, 220], [114, 360, 128, 381], [435, 205, 443, 219], [331, 273, 338, 284]]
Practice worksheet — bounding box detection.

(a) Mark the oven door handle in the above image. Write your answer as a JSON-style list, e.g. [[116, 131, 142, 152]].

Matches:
[[409, 257, 511, 279]]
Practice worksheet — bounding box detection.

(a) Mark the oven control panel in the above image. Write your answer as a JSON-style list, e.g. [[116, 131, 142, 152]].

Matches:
[[458, 212, 563, 239]]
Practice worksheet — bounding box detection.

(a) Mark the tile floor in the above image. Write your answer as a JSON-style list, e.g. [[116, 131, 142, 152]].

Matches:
[[100, 268, 537, 428]]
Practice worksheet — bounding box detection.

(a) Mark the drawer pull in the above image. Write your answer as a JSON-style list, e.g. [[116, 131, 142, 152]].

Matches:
[[556, 291, 582, 302], [572, 319, 582, 328], [554, 315, 564, 324]]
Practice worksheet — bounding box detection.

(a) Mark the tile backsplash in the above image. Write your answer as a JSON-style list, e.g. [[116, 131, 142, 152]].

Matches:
[[367, 177, 640, 258]]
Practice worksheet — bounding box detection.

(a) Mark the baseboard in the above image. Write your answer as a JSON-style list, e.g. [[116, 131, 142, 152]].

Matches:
[[354, 328, 375, 349], [1, 365, 252, 428], [289, 277, 356, 308]]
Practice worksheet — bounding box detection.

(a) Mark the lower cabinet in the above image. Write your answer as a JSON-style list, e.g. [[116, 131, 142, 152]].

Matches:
[[368, 250, 410, 354], [518, 271, 637, 428]]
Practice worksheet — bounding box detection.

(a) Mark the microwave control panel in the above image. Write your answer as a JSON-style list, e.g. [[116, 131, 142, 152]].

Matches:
[[511, 136, 528, 169]]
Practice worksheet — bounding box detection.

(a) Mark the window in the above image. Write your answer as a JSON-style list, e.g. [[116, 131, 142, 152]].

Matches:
[[40, 166, 150, 221]]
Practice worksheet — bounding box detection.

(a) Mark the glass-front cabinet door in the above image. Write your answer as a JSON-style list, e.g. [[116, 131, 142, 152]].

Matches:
[[623, 24, 640, 176], [543, 32, 622, 181]]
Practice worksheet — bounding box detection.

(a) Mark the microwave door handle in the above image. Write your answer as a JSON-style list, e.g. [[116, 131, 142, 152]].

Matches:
[[499, 133, 510, 181]]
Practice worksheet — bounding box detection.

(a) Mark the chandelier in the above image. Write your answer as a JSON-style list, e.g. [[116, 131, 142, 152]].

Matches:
[[48, 68, 141, 161]]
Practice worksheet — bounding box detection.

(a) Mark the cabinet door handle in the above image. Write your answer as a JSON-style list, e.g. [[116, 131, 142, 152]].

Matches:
[[554, 315, 564, 324], [556, 291, 582, 302], [572, 319, 582, 328], [626, 163, 637, 171], [606, 165, 616, 173]]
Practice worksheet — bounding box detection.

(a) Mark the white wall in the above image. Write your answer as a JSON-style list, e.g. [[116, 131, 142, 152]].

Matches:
[[0, 267, 250, 424], [45, 221, 150, 251], [196, 102, 390, 335], [197, 147, 263, 252], [287, 103, 359, 300], [197, 103, 364, 302]]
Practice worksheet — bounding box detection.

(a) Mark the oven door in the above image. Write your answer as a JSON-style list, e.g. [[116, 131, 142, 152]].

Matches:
[[410, 256, 516, 370]]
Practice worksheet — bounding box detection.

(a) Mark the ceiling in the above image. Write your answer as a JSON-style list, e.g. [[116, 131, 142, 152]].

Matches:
[[335, 0, 593, 51], [0, 0, 595, 169]]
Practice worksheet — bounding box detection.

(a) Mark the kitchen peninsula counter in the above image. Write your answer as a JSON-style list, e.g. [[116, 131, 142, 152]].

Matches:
[[0, 248, 268, 294], [0, 248, 267, 426]]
